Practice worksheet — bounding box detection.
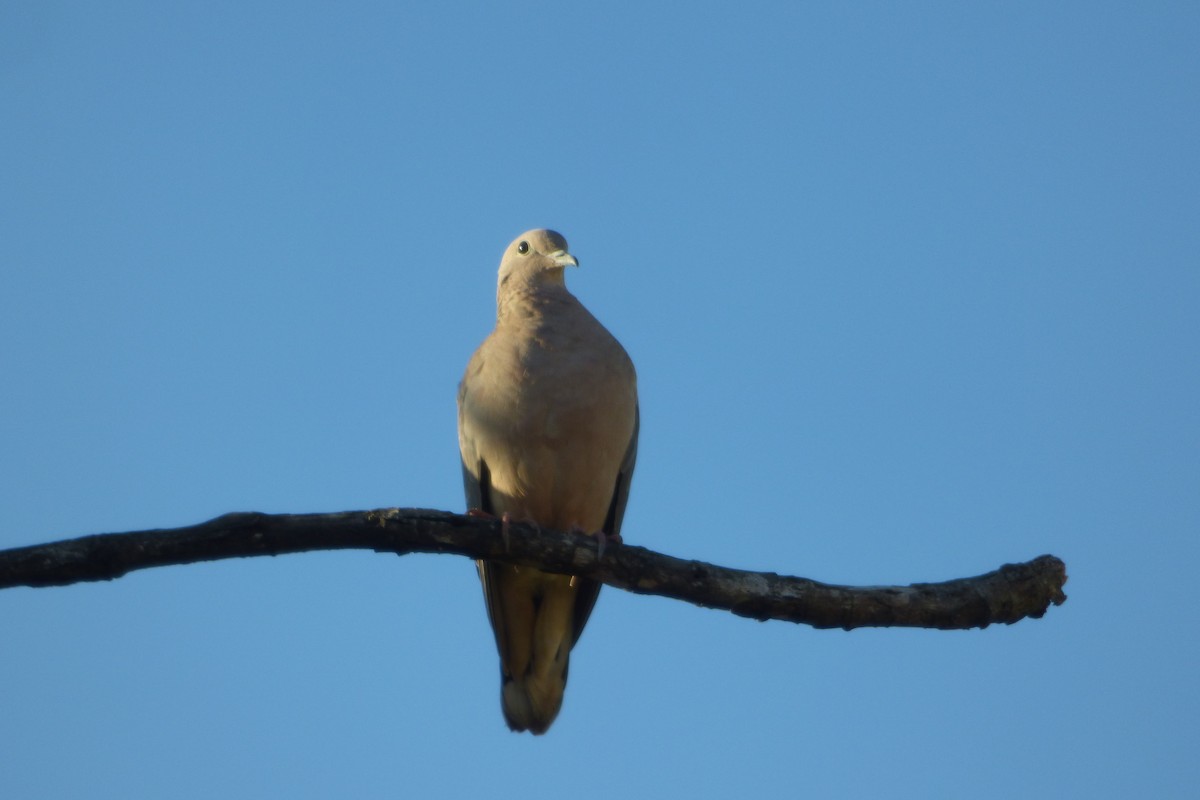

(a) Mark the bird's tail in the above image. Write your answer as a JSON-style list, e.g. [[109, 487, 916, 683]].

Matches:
[[501, 667, 567, 735]]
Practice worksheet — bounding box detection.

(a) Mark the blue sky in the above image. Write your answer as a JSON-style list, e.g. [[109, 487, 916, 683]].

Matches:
[[2, 2, 1197, 797]]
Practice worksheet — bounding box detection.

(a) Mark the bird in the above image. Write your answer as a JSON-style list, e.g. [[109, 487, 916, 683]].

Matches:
[[457, 229, 639, 734]]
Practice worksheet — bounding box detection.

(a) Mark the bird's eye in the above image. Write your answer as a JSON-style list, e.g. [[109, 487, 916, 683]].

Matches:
[[517, 241, 529, 254]]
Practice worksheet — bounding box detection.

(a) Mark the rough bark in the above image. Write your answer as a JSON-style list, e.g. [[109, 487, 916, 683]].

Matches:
[[0, 508, 1066, 630]]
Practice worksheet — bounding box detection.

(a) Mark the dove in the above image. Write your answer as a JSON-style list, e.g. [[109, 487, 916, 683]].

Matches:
[[457, 229, 638, 734]]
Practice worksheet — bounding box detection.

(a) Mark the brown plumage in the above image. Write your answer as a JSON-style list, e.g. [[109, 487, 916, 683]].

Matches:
[[457, 229, 638, 734]]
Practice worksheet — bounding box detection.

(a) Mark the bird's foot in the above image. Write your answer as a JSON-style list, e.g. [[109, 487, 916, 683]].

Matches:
[[568, 525, 622, 562], [465, 508, 512, 553], [596, 530, 623, 561], [501, 512, 513, 553], [468, 510, 543, 555]]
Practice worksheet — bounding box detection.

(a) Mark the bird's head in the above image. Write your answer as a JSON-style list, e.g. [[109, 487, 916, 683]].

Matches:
[[496, 229, 579, 295]]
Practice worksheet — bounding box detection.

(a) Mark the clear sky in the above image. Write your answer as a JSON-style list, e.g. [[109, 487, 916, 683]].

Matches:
[[2, 2, 1197, 797]]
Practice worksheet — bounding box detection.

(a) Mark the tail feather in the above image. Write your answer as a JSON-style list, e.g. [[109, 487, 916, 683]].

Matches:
[[501, 668, 568, 734]]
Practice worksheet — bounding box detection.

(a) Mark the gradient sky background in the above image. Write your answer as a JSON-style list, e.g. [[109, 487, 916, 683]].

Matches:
[[2, 3, 1197, 798]]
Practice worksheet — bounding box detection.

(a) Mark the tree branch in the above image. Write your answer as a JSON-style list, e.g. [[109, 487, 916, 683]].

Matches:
[[0, 508, 1066, 630]]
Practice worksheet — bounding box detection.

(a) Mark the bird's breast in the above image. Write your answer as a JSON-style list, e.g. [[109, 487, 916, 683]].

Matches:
[[460, 316, 636, 531]]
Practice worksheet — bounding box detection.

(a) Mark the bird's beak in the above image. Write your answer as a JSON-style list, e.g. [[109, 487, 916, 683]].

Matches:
[[549, 250, 579, 268]]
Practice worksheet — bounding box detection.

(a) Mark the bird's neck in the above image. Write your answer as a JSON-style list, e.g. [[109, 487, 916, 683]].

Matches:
[[496, 283, 577, 326]]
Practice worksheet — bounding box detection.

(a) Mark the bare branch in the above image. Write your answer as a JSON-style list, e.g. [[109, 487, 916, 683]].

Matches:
[[0, 508, 1066, 630]]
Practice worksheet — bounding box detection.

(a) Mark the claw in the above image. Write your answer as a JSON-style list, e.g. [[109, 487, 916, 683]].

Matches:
[[466, 508, 515, 555], [595, 530, 622, 561]]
